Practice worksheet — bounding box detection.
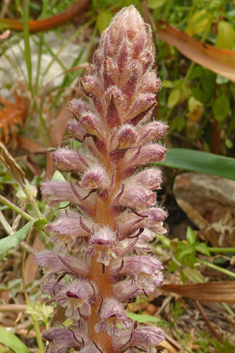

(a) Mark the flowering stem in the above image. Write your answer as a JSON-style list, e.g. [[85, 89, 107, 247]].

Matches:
[[35, 6, 168, 353]]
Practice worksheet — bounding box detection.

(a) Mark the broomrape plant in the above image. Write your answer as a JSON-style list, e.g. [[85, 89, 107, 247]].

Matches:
[[34, 6, 168, 353]]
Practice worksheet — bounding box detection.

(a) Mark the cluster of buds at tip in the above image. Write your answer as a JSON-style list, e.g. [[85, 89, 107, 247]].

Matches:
[[35, 6, 168, 353]]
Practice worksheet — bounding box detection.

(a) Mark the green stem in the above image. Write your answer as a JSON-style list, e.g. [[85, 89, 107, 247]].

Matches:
[[162, 0, 174, 21], [197, 258, 235, 279], [21, 185, 43, 219], [32, 314, 44, 353], [35, 0, 49, 94], [0, 210, 13, 234], [0, 195, 34, 222], [23, 0, 32, 94], [222, 302, 234, 317], [208, 247, 235, 253]]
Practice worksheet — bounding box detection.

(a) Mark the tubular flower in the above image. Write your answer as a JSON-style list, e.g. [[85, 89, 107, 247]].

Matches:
[[37, 6, 167, 353]]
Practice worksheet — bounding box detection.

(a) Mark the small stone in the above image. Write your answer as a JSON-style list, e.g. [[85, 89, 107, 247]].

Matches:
[[173, 173, 235, 247]]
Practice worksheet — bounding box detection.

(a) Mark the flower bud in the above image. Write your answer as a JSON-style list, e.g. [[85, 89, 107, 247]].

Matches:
[[68, 99, 90, 119], [80, 166, 109, 190], [67, 119, 86, 141], [80, 113, 107, 141], [51, 149, 90, 173]]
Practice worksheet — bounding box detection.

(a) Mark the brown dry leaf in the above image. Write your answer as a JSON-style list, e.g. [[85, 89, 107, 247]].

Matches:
[[0, 85, 30, 146], [162, 282, 235, 303], [157, 21, 235, 82], [0, 142, 25, 187]]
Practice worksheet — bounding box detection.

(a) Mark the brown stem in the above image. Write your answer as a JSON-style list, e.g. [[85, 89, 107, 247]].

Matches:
[[194, 300, 223, 342]]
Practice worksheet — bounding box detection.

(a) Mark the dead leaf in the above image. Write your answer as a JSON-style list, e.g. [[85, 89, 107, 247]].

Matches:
[[17, 136, 46, 154], [0, 0, 89, 33], [157, 21, 235, 82], [0, 85, 29, 146], [162, 282, 235, 303]]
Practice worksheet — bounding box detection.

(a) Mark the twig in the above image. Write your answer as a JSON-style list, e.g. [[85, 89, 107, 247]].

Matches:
[[0, 304, 27, 312], [195, 300, 223, 342]]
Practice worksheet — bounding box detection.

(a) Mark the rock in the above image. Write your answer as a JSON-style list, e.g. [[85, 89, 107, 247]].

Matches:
[[173, 173, 235, 247], [0, 32, 86, 92]]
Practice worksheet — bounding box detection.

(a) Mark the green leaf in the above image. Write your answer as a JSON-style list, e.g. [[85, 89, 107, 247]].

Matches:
[[196, 243, 210, 256], [182, 267, 205, 283], [34, 218, 47, 230], [16, 182, 37, 201], [186, 227, 196, 245], [52, 170, 66, 181], [0, 221, 34, 255], [127, 312, 162, 324], [185, 10, 211, 36], [167, 89, 180, 108], [213, 94, 230, 122], [157, 148, 235, 181], [179, 268, 188, 284], [225, 139, 233, 149], [147, 0, 168, 10], [176, 116, 186, 132], [167, 260, 179, 273], [0, 326, 29, 353], [216, 74, 229, 85], [97, 11, 113, 34], [216, 21, 235, 50], [161, 80, 173, 88]]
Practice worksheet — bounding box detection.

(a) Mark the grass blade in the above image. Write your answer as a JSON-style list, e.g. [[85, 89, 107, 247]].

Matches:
[[0, 326, 30, 353]]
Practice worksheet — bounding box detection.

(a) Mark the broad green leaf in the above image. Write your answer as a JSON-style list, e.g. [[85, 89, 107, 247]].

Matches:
[[186, 10, 211, 36], [147, 0, 168, 10], [157, 148, 235, 181], [186, 227, 196, 245], [216, 21, 235, 50], [213, 94, 230, 122], [127, 312, 162, 324], [97, 11, 113, 34], [182, 267, 205, 283], [0, 221, 34, 255], [167, 89, 180, 108], [0, 326, 29, 353]]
